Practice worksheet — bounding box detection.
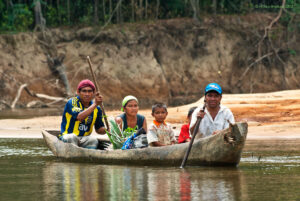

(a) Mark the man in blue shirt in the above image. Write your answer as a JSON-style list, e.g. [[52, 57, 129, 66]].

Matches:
[[60, 79, 106, 149]]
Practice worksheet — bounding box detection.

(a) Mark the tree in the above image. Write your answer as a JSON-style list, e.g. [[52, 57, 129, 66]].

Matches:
[[67, 0, 70, 24], [190, 0, 200, 21], [94, 0, 99, 24], [57, 0, 60, 24], [212, 0, 216, 15], [131, 0, 134, 21], [145, 0, 148, 19], [102, 0, 106, 22], [138, 0, 143, 20], [156, 0, 160, 19], [33, 0, 46, 31], [109, 0, 112, 23]]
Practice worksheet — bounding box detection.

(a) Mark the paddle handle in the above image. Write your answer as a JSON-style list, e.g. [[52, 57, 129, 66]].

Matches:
[[87, 56, 100, 92], [180, 104, 205, 168], [87, 56, 110, 131]]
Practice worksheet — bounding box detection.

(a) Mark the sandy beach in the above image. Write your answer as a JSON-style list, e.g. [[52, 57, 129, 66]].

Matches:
[[1, 90, 300, 150]]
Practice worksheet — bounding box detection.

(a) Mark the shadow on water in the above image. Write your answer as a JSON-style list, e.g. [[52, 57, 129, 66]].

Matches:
[[0, 138, 300, 201]]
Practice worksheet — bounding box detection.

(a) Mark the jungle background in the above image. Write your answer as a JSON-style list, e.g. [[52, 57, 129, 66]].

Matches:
[[0, 0, 299, 110]]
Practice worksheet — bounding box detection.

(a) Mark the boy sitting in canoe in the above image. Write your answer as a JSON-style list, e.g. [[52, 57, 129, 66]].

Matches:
[[147, 103, 176, 147]]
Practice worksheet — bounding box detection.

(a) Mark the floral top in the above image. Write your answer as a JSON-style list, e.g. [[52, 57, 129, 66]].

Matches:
[[147, 120, 176, 146]]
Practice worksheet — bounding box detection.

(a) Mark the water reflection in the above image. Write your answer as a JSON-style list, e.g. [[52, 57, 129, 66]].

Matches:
[[187, 168, 247, 201], [2, 139, 300, 201], [0, 139, 300, 201], [179, 171, 191, 201], [43, 163, 246, 201]]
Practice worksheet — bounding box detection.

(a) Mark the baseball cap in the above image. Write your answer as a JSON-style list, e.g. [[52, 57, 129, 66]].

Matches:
[[205, 83, 222, 95]]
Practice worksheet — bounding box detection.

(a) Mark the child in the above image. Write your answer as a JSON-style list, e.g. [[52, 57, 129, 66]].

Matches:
[[178, 106, 197, 144], [147, 103, 176, 147]]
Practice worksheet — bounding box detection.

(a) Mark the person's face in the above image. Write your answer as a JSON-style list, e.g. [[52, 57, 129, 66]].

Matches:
[[78, 86, 94, 103], [205, 91, 222, 108], [152, 107, 168, 123], [124, 100, 139, 116]]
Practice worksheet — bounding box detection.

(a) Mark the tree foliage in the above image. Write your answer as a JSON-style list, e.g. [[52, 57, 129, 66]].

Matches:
[[0, 0, 299, 32]]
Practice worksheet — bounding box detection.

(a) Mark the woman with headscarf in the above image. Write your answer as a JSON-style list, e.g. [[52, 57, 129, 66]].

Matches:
[[115, 95, 147, 132]]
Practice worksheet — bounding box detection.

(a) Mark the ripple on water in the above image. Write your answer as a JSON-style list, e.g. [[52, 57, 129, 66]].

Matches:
[[241, 156, 300, 164], [0, 138, 53, 158]]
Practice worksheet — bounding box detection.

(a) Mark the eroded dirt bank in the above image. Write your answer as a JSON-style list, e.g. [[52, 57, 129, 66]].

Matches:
[[0, 15, 299, 110]]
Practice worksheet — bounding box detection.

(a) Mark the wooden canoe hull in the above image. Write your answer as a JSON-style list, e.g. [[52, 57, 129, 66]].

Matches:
[[42, 122, 248, 166]]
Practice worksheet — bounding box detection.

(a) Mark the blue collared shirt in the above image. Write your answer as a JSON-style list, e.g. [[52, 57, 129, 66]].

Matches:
[[61, 96, 104, 136]]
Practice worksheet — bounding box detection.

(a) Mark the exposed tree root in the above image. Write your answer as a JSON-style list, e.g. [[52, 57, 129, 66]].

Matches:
[[11, 84, 28, 109], [11, 83, 67, 109]]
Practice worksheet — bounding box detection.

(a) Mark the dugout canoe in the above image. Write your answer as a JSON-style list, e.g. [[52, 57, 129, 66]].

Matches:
[[42, 122, 248, 166]]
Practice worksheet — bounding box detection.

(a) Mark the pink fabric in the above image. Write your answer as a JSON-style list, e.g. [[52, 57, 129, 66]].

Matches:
[[77, 79, 95, 91]]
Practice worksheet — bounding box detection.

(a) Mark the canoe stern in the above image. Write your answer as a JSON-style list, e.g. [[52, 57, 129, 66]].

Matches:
[[187, 122, 248, 166]]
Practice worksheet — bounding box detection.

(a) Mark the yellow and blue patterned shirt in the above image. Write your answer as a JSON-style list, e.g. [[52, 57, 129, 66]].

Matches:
[[61, 96, 104, 136]]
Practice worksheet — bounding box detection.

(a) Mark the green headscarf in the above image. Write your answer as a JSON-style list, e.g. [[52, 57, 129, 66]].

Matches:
[[121, 95, 138, 112]]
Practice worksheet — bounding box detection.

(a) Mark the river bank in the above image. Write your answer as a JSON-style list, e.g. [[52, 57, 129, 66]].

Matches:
[[1, 90, 300, 150], [1, 112, 300, 140], [1, 16, 299, 110]]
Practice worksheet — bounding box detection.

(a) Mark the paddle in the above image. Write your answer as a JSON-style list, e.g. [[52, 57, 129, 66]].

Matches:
[[86, 56, 110, 131], [180, 102, 206, 168]]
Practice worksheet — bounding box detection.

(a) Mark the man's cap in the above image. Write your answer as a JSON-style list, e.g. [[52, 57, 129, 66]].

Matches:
[[205, 83, 222, 95], [77, 79, 96, 92], [121, 95, 138, 111]]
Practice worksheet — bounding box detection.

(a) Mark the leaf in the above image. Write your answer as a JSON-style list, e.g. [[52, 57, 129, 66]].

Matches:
[[105, 119, 137, 149]]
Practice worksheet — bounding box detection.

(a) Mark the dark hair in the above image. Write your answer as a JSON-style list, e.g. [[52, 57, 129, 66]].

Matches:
[[187, 106, 197, 117], [152, 102, 167, 113]]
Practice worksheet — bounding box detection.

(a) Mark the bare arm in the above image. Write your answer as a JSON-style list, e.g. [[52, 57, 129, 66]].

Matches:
[[150, 141, 166, 147], [77, 92, 102, 122], [115, 116, 123, 128], [96, 127, 106, 134], [189, 123, 196, 136], [77, 103, 97, 122], [142, 117, 147, 132], [190, 109, 205, 135]]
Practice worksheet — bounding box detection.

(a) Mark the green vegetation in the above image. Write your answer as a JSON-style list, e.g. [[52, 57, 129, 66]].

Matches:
[[106, 119, 136, 149], [0, 0, 299, 32]]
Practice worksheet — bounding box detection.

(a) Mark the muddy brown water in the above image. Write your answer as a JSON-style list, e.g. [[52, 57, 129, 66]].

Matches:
[[1, 109, 300, 200], [0, 138, 299, 201]]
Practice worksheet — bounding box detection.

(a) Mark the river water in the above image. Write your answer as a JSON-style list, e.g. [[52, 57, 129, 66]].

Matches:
[[0, 138, 300, 201]]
